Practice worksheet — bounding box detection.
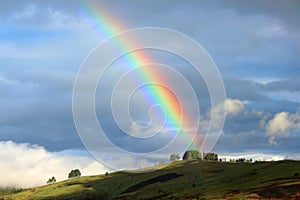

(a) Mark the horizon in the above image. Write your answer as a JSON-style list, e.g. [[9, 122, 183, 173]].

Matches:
[[0, 0, 300, 188]]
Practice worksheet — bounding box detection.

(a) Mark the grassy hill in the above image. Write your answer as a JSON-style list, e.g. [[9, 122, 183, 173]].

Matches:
[[2, 160, 300, 200]]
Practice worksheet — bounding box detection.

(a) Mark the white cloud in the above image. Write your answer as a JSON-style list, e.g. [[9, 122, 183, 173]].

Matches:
[[202, 98, 244, 128], [198, 99, 244, 152], [209, 98, 244, 118], [0, 141, 107, 188], [9, 3, 75, 29], [244, 76, 285, 85], [224, 98, 244, 115], [266, 111, 300, 145], [266, 112, 292, 135]]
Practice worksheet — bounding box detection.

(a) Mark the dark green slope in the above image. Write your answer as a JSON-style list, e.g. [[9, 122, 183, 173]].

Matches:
[[3, 160, 300, 200]]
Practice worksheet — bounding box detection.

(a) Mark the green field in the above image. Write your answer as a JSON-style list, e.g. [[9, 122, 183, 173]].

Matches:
[[2, 160, 300, 200]]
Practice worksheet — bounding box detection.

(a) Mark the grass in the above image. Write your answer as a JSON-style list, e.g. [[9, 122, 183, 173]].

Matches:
[[2, 160, 300, 199]]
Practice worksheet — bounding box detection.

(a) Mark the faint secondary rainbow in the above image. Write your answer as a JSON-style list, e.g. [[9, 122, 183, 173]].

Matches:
[[80, 1, 201, 149]]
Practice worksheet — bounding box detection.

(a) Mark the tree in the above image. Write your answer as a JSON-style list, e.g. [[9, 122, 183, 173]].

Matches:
[[51, 176, 56, 183], [68, 170, 73, 179], [47, 176, 56, 184], [68, 169, 81, 179], [170, 154, 180, 161], [182, 150, 200, 160], [203, 152, 218, 161], [236, 158, 246, 163], [74, 169, 81, 177]]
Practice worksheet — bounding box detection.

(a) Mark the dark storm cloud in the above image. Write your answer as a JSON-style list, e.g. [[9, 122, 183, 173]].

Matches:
[[215, 127, 300, 154], [0, 68, 81, 151], [0, 0, 299, 153], [218, 0, 300, 30], [223, 77, 300, 113]]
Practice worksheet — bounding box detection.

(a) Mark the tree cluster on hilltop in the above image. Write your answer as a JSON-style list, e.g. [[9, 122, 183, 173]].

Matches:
[[68, 169, 81, 179], [181, 150, 219, 161], [203, 152, 218, 161], [182, 150, 201, 160]]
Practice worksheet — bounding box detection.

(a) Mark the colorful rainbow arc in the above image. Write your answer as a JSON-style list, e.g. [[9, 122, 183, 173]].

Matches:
[[80, 1, 201, 149]]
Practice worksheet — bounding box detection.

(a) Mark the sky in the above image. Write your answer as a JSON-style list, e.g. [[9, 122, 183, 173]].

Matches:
[[0, 0, 300, 187]]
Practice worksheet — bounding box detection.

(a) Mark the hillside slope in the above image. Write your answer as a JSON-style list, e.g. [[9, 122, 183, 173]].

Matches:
[[2, 160, 300, 200]]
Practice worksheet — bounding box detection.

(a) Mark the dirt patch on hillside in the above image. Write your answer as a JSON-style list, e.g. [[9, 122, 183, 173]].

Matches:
[[258, 183, 300, 199]]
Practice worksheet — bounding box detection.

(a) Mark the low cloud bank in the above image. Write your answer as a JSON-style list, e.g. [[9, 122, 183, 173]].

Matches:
[[0, 141, 107, 188], [219, 152, 300, 162]]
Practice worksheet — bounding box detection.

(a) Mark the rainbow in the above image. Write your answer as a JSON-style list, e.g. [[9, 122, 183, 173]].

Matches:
[[80, 1, 201, 149]]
